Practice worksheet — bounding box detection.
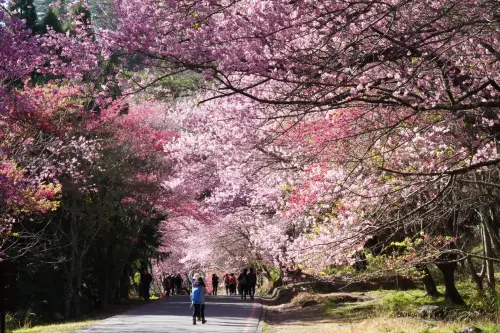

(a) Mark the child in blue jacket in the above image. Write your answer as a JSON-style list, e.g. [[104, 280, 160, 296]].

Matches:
[[190, 277, 207, 325]]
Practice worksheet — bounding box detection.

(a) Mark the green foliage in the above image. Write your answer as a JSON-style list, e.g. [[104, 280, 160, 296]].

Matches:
[[9, 132, 169, 323], [11, 0, 38, 32], [320, 264, 357, 277], [156, 74, 203, 98], [373, 280, 500, 321], [477, 323, 500, 333], [5, 309, 38, 332], [39, 8, 63, 33], [61, 2, 92, 32], [376, 289, 448, 316], [415, 329, 433, 333]]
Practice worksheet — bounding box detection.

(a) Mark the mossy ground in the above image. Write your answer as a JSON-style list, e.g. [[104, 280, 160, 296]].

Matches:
[[263, 282, 500, 333]]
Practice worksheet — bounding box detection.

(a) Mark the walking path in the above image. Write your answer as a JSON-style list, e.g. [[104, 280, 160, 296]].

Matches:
[[73, 295, 263, 333]]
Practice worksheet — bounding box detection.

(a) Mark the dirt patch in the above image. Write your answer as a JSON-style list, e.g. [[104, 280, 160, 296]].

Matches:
[[262, 281, 355, 306], [300, 300, 318, 308], [290, 292, 366, 308], [264, 291, 374, 327], [263, 277, 417, 307]]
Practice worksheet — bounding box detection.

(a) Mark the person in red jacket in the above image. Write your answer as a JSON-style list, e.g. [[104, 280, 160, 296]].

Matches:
[[228, 273, 237, 295]]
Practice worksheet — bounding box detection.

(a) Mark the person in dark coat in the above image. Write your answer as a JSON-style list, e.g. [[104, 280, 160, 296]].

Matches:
[[175, 273, 183, 295], [237, 268, 249, 299], [247, 268, 257, 300], [140, 269, 153, 300], [223, 273, 230, 295], [212, 274, 219, 295], [164, 274, 173, 296]]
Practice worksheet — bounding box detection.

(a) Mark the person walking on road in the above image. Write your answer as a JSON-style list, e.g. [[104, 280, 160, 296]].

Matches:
[[212, 273, 219, 295], [237, 268, 249, 299], [190, 277, 207, 325], [188, 269, 207, 321], [223, 273, 230, 295], [175, 273, 183, 295], [247, 268, 257, 300], [188, 269, 206, 285], [163, 274, 173, 297], [229, 273, 237, 295], [140, 269, 153, 300]]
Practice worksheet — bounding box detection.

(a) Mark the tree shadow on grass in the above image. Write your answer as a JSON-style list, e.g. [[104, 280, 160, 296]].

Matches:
[[265, 301, 377, 326]]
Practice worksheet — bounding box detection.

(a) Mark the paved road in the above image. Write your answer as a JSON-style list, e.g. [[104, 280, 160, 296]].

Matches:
[[74, 296, 263, 333]]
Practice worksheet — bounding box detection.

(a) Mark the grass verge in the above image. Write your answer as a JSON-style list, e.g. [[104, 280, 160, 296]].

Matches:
[[8, 298, 157, 333], [264, 281, 500, 333], [11, 319, 100, 333]]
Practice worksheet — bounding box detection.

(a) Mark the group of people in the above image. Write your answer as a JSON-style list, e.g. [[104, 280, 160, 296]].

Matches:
[[139, 270, 188, 301], [162, 273, 184, 296], [141, 268, 258, 325], [221, 268, 257, 300], [188, 268, 258, 325]]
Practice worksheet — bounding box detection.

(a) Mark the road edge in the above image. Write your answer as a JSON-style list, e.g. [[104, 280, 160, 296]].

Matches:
[[71, 298, 166, 333], [256, 298, 265, 333]]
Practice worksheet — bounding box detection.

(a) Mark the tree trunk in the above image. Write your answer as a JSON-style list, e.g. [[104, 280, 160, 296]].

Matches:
[[416, 264, 441, 297], [119, 266, 130, 300], [74, 256, 83, 317], [99, 263, 110, 309], [482, 224, 496, 292], [436, 261, 465, 305], [466, 256, 484, 291], [1, 262, 5, 333], [107, 273, 118, 305], [276, 265, 284, 287], [486, 207, 500, 256], [261, 265, 272, 282], [64, 264, 74, 318], [65, 194, 79, 318]]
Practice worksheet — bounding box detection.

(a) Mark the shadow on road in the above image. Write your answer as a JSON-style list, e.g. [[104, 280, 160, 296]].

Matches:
[[73, 296, 262, 333]]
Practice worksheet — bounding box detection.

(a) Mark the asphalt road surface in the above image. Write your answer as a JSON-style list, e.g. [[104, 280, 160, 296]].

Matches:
[[73, 295, 263, 333]]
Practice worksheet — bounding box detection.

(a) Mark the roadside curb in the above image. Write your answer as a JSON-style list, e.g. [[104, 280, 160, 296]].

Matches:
[[256, 298, 266, 333]]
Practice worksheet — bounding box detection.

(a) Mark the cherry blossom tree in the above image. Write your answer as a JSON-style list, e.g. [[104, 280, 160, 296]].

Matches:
[[101, 0, 500, 294]]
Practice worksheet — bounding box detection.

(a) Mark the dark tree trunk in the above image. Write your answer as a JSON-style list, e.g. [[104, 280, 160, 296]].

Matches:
[[119, 266, 130, 300], [395, 275, 415, 290], [436, 261, 465, 305], [107, 270, 119, 305], [482, 224, 496, 292], [74, 258, 83, 317], [0, 262, 5, 333], [466, 256, 484, 291], [64, 271, 74, 318], [261, 265, 272, 282], [99, 267, 110, 309], [416, 264, 441, 297]]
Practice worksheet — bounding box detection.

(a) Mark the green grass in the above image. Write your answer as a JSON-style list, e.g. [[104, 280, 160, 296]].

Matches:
[[375, 288, 448, 316], [370, 280, 500, 320], [7, 298, 158, 333], [264, 279, 500, 333], [364, 283, 500, 332], [10, 319, 99, 333], [324, 300, 376, 319]]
